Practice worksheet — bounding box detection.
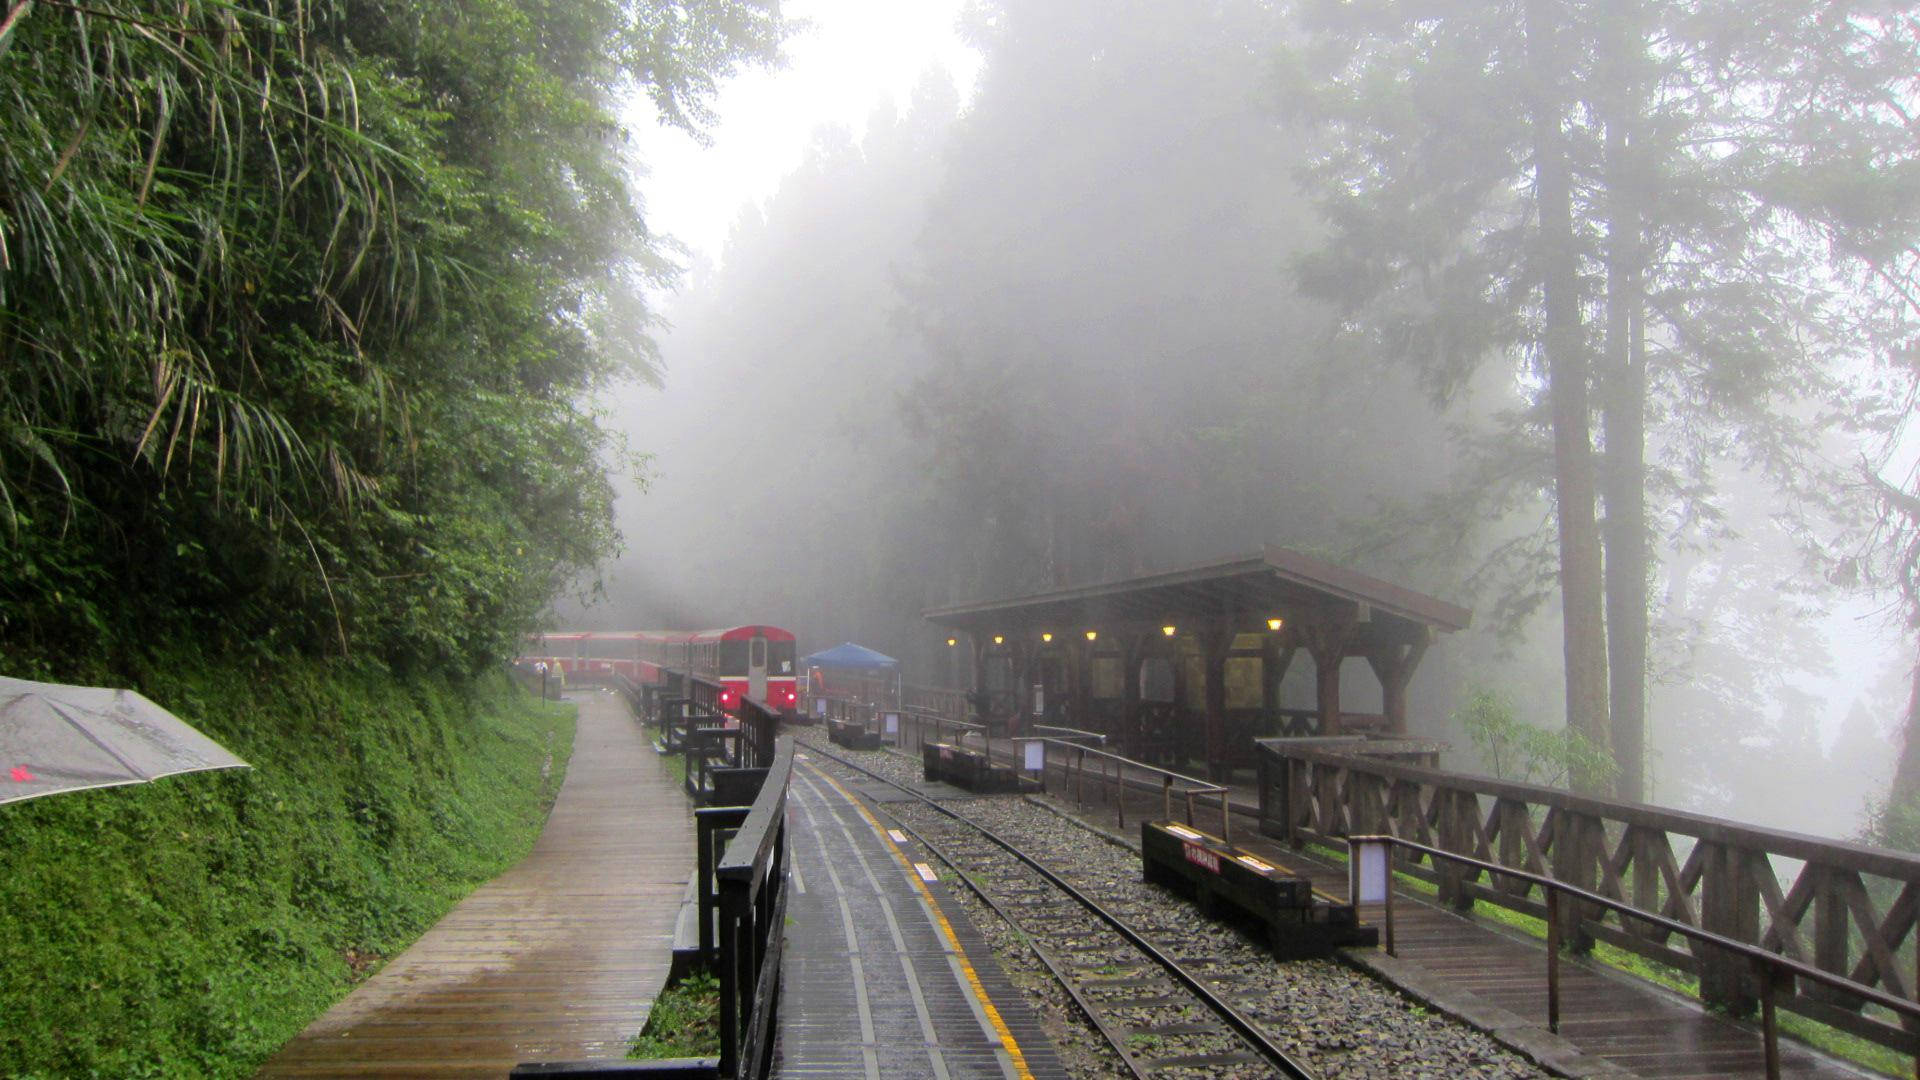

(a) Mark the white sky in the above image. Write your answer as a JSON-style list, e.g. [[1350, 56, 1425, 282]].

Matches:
[[626, 0, 982, 269]]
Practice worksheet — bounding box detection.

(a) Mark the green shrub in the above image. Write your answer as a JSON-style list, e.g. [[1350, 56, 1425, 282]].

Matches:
[[0, 655, 574, 1078], [627, 971, 721, 1059]]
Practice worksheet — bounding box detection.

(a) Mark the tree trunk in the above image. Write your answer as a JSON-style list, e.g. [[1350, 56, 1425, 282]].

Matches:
[[1888, 657, 1920, 826], [1600, 2, 1649, 803], [1527, 0, 1612, 791]]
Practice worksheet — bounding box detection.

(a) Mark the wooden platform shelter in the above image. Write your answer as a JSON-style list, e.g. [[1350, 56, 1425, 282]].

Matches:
[[923, 545, 1470, 778]]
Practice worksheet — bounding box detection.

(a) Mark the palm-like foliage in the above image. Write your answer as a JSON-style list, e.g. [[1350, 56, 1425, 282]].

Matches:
[[0, 0, 786, 671]]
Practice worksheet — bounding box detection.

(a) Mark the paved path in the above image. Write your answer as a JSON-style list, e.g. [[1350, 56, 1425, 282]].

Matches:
[[257, 690, 691, 1078], [773, 759, 1070, 1080]]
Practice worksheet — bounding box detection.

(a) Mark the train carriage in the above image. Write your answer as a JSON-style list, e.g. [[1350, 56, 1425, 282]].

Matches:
[[521, 625, 799, 715]]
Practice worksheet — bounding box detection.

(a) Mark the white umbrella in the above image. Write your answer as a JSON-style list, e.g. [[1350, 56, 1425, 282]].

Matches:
[[1, 676, 250, 805]]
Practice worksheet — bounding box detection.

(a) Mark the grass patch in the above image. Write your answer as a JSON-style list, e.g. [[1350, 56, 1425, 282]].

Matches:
[[0, 653, 575, 1079], [628, 971, 721, 1059]]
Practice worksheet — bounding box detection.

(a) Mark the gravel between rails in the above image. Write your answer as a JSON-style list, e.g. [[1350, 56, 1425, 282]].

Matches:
[[793, 732, 1553, 1080]]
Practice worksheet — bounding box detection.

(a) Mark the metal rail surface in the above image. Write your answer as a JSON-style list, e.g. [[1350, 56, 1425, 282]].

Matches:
[[802, 741, 1318, 1079]]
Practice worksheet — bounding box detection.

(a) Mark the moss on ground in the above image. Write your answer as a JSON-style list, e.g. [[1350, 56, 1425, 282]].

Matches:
[[0, 655, 575, 1078]]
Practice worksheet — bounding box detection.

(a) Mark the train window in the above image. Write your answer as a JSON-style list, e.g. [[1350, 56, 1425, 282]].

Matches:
[[750, 637, 766, 668], [769, 639, 795, 674]]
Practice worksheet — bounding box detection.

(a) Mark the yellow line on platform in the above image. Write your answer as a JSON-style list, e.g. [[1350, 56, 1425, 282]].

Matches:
[[806, 765, 1037, 1080]]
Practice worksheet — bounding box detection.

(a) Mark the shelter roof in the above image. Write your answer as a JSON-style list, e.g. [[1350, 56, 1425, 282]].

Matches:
[[802, 642, 900, 670], [923, 544, 1470, 641]]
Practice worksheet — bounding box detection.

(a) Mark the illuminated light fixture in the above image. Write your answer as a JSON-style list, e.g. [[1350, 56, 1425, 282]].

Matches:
[[1085, 630, 1098, 642], [946, 637, 957, 647], [993, 635, 1004, 645], [1162, 624, 1177, 637], [1267, 617, 1284, 631], [1041, 632, 1053, 643]]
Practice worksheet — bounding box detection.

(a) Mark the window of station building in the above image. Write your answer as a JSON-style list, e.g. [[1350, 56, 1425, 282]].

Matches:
[[1225, 657, 1263, 709], [1141, 657, 1175, 703], [1091, 656, 1121, 699]]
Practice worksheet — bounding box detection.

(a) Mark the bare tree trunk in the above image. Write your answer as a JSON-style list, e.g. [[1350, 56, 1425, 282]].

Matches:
[[1528, 0, 1612, 791], [1600, 2, 1649, 803]]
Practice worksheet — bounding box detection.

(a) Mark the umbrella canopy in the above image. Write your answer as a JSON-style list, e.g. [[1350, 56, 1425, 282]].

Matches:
[[1, 676, 250, 805], [801, 642, 900, 671]]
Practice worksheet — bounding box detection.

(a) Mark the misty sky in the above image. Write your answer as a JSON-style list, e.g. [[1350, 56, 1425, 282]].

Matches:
[[626, 0, 980, 267]]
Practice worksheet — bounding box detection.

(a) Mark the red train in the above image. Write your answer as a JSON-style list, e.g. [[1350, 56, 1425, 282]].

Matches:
[[521, 626, 799, 712]]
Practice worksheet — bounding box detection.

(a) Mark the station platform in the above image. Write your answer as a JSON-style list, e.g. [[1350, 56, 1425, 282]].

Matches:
[[775, 754, 1070, 1080]]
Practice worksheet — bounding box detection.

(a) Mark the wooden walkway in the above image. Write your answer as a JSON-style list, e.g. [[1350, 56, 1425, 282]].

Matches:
[[257, 690, 691, 1079]]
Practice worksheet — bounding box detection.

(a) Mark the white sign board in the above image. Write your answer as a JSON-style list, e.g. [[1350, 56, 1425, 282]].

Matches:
[[1022, 739, 1045, 772], [813, 698, 827, 718], [1032, 683, 1044, 715], [883, 712, 899, 735], [1351, 839, 1390, 904]]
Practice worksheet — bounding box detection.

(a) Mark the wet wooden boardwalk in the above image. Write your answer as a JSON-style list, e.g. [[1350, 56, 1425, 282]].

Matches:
[[257, 690, 691, 1079]]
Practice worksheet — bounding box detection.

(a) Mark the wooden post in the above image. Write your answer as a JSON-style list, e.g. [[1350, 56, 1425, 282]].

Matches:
[[1809, 864, 1859, 1009], [1698, 840, 1759, 1015], [1547, 887, 1562, 1033], [1437, 790, 1472, 911], [1201, 623, 1232, 781], [1759, 958, 1781, 1080], [1365, 630, 1429, 735], [1069, 637, 1091, 735], [1120, 631, 1145, 759], [1305, 618, 1354, 736], [1010, 638, 1034, 739], [1498, 798, 1530, 899], [969, 632, 989, 718], [1549, 808, 1598, 952]]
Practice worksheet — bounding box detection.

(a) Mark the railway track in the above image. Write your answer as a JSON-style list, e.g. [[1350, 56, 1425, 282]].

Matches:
[[799, 742, 1319, 1079], [793, 735, 1550, 1080]]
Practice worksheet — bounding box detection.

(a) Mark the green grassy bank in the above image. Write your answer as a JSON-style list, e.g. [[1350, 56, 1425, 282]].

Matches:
[[0, 657, 576, 1079]]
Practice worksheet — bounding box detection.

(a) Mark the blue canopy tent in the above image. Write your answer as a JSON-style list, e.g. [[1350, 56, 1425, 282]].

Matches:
[[801, 642, 899, 671], [802, 643, 902, 708]]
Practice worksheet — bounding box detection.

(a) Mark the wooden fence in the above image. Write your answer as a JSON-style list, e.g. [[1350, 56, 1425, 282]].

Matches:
[[1259, 739, 1920, 1053]]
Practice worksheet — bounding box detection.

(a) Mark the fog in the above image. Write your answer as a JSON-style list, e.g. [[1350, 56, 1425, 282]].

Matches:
[[564, 0, 1919, 842]]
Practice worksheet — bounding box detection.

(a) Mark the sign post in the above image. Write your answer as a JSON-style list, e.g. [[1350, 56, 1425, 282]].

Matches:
[[1348, 836, 1393, 955]]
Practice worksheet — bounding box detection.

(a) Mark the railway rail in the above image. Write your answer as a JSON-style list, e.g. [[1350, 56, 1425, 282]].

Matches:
[[795, 734, 1546, 1079]]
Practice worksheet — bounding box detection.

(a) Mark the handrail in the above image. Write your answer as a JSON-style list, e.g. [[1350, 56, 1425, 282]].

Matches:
[[712, 736, 792, 1079], [1030, 723, 1106, 745], [1350, 834, 1920, 1080], [1034, 737, 1232, 839], [1282, 742, 1920, 877], [1262, 736, 1920, 1057]]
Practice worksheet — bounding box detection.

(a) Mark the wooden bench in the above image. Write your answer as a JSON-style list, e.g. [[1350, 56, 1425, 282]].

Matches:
[[1141, 820, 1376, 958], [827, 717, 882, 750], [921, 742, 1025, 794]]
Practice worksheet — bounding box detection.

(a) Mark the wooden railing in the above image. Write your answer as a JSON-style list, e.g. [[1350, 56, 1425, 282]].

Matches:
[[711, 733, 791, 1078], [1260, 740, 1920, 1054], [902, 682, 965, 720]]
